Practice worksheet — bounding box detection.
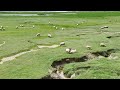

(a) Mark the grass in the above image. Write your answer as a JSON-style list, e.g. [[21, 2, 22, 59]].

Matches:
[[0, 11, 120, 79]]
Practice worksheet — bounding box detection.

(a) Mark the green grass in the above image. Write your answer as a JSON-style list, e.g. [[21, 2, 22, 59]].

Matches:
[[0, 11, 120, 79]]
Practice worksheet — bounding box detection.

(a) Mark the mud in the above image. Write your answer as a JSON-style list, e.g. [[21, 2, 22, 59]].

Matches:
[[41, 48, 119, 79]]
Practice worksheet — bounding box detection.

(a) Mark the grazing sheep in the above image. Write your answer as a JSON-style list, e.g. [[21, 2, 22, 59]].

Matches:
[[66, 48, 70, 53], [32, 25, 35, 28], [20, 25, 24, 27], [55, 27, 58, 29], [53, 26, 56, 28], [70, 49, 77, 54], [1, 26, 3, 29], [100, 43, 106, 47], [0, 26, 4, 31], [101, 27, 104, 29], [104, 26, 108, 28], [86, 45, 92, 50], [48, 34, 52, 38], [61, 28, 64, 30], [76, 24, 79, 26], [101, 26, 108, 29], [16, 26, 18, 29], [49, 22, 51, 24], [60, 42, 65, 46], [2, 28, 5, 31], [66, 48, 76, 54], [36, 33, 40, 37]]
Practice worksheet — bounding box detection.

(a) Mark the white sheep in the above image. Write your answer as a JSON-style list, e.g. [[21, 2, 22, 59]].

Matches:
[[101, 27, 104, 29], [66, 48, 76, 54], [16, 26, 18, 29], [20, 25, 24, 27], [55, 27, 58, 29], [1, 26, 3, 29], [36, 33, 40, 37], [100, 43, 106, 47], [49, 22, 51, 24], [2, 28, 5, 31], [101, 26, 108, 29], [60, 42, 65, 46], [76, 24, 79, 26], [48, 34, 52, 38], [104, 26, 108, 28], [61, 28, 64, 30], [32, 25, 35, 28], [86, 45, 92, 50], [66, 48, 70, 52], [53, 26, 56, 28], [70, 49, 77, 53]]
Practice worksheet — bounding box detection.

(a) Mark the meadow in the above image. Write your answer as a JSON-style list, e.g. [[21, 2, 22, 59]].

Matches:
[[0, 11, 120, 79]]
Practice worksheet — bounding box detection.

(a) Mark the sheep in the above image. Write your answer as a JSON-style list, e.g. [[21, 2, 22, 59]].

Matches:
[[101, 26, 108, 29], [70, 49, 77, 54], [76, 24, 79, 26], [100, 43, 106, 47], [66, 48, 76, 54], [53, 26, 56, 28], [48, 34, 52, 38], [20, 25, 24, 27], [2, 28, 5, 31], [104, 26, 108, 28], [61, 28, 64, 30], [101, 27, 104, 29], [86, 45, 92, 50], [49, 22, 51, 24], [60, 42, 65, 46], [36, 33, 40, 37], [66, 48, 70, 53], [1, 26, 3, 29], [16, 26, 18, 29], [32, 25, 35, 28], [0, 26, 4, 31], [55, 27, 58, 29]]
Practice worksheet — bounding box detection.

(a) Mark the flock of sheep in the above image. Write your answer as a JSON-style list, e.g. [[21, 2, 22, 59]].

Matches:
[[0, 26, 5, 31], [35, 22, 108, 54], [0, 21, 108, 55]]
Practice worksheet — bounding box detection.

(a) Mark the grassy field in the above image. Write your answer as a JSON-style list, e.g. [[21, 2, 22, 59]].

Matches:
[[0, 11, 120, 79]]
